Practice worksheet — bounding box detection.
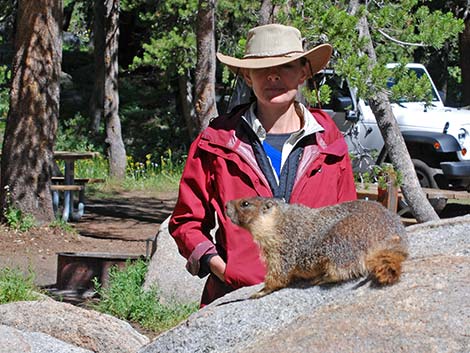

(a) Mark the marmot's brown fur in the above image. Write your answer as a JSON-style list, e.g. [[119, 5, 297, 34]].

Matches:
[[226, 197, 408, 298]]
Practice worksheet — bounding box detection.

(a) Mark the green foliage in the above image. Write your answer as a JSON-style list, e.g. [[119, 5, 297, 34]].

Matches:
[[118, 74, 188, 161], [64, 0, 92, 49], [121, 150, 184, 192], [0, 64, 10, 120], [74, 155, 109, 179], [3, 206, 37, 232], [49, 218, 76, 233], [52, 149, 183, 196], [302, 84, 332, 107], [448, 66, 462, 84], [373, 163, 403, 189], [92, 259, 197, 333], [216, 0, 260, 84], [129, 0, 259, 80], [55, 112, 99, 153], [388, 67, 433, 103], [126, 150, 184, 180], [353, 162, 402, 189], [128, 0, 198, 74], [283, 0, 464, 102], [0, 267, 42, 304], [2, 185, 36, 231]]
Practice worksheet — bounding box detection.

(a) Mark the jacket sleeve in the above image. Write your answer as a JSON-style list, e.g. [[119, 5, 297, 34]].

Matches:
[[168, 135, 218, 277]]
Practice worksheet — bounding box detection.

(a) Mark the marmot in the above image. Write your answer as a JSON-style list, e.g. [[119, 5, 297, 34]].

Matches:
[[226, 197, 408, 298]]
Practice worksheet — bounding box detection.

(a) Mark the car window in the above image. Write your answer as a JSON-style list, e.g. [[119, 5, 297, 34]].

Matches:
[[387, 68, 439, 103]]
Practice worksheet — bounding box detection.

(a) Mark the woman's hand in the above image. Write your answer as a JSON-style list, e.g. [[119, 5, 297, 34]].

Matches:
[[209, 255, 226, 282]]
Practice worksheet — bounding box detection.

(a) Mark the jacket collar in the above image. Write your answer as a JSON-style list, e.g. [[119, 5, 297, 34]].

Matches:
[[201, 103, 347, 158], [241, 101, 324, 142]]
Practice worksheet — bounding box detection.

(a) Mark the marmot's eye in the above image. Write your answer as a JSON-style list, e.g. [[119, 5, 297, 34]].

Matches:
[[241, 201, 250, 207]]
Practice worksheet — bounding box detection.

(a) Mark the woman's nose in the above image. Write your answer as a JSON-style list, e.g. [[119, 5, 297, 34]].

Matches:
[[267, 69, 280, 81]]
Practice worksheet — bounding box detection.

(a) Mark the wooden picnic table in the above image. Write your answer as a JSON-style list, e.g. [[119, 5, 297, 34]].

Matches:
[[52, 151, 101, 222], [356, 183, 470, 202], [356, 183, 470, 224]]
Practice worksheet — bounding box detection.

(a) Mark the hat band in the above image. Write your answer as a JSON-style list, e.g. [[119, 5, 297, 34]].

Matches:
[[243, 50, 304, 59]]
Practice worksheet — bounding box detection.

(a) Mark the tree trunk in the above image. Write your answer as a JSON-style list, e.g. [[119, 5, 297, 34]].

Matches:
[[89, 0, 105, 135], [369, 92, 439, 222], [104, 0, 126, 179], [195, 0, 218, 132], [259, 0, 274, 25], [63, 1, 75, 31], [351, 0, 439, 222], [178, 72, 196, 141], [0, 0, 62, 224], [460, 13, 470, 106]]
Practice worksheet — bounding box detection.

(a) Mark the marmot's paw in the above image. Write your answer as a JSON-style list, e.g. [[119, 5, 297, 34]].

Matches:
[[250, 287, 272, 299], [311, 275, 327, 286]]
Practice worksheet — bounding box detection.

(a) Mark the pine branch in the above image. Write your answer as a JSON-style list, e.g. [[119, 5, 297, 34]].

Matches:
[[376, 28, 428, 47]]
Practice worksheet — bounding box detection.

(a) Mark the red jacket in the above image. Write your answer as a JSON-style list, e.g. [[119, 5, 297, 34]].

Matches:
[[169, 105, 357, 306]]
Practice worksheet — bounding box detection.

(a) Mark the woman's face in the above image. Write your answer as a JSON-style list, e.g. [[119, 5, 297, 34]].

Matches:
[[242, 59, 308, 107]]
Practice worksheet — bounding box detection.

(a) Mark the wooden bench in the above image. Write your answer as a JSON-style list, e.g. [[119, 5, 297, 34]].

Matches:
[[356, 183, 470, 225], [356, 184, 470, 202], [51, 179, 104, 222], [50, 184, 89, 222], [52, 177, 105, 184], [50, 184, 85, 192], [51, 186, 84, 222]]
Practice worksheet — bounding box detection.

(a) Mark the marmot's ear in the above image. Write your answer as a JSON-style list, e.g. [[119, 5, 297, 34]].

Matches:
[[263, 200, 274, 213]]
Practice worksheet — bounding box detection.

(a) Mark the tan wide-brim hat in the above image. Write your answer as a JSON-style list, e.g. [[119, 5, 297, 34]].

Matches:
[[217, 24, 332, 77]]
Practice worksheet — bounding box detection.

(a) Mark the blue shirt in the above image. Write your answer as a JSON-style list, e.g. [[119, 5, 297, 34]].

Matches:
[[263, 133, 290, 178]]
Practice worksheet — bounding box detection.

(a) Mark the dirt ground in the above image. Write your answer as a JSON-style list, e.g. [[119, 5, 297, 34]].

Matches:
[[0, 190, 177, 287], [0, 190, 469, 289]]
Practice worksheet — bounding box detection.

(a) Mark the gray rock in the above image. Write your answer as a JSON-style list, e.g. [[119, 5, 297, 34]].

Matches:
[[138, 215, 470, 353], [0, 324, 92, 353], [0, 300, 149, 353], [144, 216, 203, 305]]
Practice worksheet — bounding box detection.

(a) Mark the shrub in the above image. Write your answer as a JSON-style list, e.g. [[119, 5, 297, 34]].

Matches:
[[0, 267, 42, 304], [92, 259, 197, 333], [3, 206, 36, 232]]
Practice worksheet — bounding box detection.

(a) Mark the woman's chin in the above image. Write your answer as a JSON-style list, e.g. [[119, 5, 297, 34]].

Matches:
[[267, 96, 295, 105]]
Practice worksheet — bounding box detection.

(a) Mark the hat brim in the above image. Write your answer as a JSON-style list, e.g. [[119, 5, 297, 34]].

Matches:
[[217, 43, 332, 77]]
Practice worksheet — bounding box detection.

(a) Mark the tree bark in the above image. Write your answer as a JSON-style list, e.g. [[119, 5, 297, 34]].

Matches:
[[460, 13, 470, 106], [178, 72, 196, 141], [89, 0, 105, 135], [0, 0, 62, 223], [104, 0, 126, 179], [195, 0, 218, 132], [62, 1, 75, 31], [259, 0, 274, 25], [350, 0, 439, 222]]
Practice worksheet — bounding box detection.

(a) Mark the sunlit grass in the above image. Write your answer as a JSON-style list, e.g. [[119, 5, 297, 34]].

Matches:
[[56, 149, 184, 197], [92, 259, 198, 334], [0, 267, 43, 304]]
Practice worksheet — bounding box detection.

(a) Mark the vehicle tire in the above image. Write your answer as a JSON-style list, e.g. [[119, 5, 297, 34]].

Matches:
[[411, 159, 438, 188], [400, 159, 447, 214]]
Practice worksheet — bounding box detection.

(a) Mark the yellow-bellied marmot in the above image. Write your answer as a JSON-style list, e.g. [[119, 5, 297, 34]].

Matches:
[[226, 197, 408, 298]]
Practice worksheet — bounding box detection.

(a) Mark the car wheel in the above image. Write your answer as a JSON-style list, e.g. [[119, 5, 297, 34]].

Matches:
[[412, 159, 438, 188], [400, 159, 448, 214]]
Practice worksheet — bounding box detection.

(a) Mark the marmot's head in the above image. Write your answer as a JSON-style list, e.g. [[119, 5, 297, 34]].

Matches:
[[226, 197, 279, 231]]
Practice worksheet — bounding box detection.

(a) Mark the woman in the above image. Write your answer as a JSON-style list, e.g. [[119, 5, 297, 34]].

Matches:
[[169, 23, 357, 307]]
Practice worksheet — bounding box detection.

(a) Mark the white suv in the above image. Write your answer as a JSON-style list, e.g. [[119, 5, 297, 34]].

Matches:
[[316, 63, 470, 191]]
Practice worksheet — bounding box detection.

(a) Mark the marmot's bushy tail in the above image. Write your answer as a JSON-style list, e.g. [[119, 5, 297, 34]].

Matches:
[[366, 249, 408, 285]]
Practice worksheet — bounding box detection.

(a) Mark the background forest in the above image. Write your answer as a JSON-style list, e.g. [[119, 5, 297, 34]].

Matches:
[[0, 0, 469, 223], [1, 0, 468, 162]]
